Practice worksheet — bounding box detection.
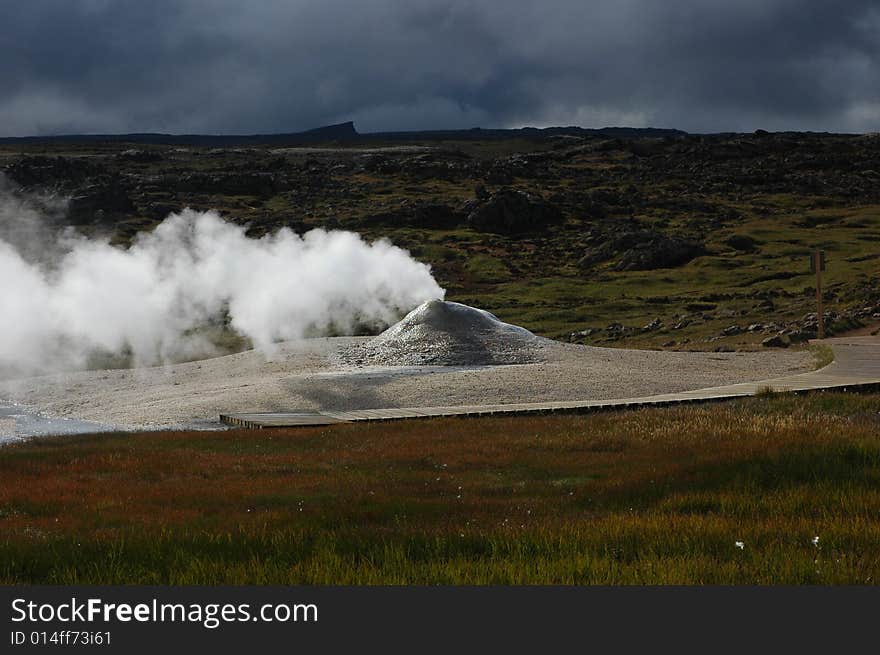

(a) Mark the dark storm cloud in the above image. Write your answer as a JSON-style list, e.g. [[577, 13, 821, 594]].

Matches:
[[1, 0, 878, 136]]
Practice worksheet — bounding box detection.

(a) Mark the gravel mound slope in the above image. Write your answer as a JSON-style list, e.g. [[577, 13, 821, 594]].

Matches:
[[342, 300, 553, 366]]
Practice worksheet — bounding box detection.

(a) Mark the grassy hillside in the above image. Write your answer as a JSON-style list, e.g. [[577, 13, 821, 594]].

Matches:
[[2, 391, 879, 584]]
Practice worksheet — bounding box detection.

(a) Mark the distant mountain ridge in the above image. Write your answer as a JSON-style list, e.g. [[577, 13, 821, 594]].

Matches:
[[0, 121, 360, 146], [0, 121, 687, 146], [370, 126, 688, 141]]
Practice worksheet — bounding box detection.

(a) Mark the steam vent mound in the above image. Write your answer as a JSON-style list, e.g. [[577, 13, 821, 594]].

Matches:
[[347, 300, 551, 366]]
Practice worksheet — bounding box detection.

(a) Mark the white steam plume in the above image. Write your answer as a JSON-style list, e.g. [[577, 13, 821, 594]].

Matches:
[[0, 199, 444, 376]]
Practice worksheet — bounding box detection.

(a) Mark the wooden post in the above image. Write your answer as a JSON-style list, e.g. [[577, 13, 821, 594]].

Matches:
[[814, 250, 824, 339]]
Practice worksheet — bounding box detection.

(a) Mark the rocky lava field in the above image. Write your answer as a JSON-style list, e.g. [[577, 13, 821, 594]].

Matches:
[[2, 126, 879, 350]]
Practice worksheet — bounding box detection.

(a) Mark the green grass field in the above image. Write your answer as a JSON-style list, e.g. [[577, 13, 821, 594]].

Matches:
[[418, 202, 880, 345], [2, 391, 879, 584]]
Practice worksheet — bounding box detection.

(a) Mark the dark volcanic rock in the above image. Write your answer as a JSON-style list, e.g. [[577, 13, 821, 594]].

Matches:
[[67, 181, 135, 224], [363, 202, 462, 229], [483, 165, 513, 185], [761, 334, 790, 348], [784, 329, 812, 343], [358, 154, 400, 175], [465, 189, 563, 234], [5, 156, 105, 187], [173, 172, 277, 196], [117, 149, 163, 163], [407, 203, 462, 228], [614, 234, 704, 270], [480, 153, 556, 181], [580, 228, 705, 271], [724, 234, 759, 251], [144, 201, 181, 220], [399, 153, 474, 182]]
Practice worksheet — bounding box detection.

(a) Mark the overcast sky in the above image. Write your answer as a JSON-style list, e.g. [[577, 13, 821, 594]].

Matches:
[[1, 0, 878, 136]]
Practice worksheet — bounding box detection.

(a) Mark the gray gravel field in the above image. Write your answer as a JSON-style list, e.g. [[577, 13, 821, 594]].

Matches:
[[0, 301, 813, 434], [0, 336, 811, 432]]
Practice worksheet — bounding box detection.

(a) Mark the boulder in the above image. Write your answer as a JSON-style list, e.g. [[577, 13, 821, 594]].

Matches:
[[785, 329, 812, 343], [761, 334, 790, 348], [613, 233, 705, 271], [580, 228, 704, 271], [724, 234, 759, 251]]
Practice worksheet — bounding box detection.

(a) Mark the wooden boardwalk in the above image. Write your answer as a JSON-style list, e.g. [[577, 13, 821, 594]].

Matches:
[[220, 336, 880, 429]]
